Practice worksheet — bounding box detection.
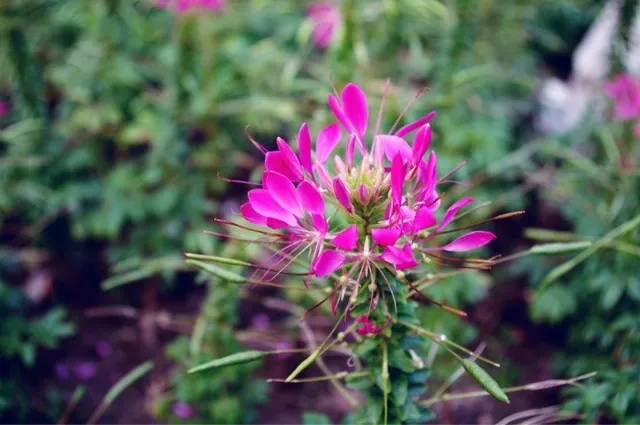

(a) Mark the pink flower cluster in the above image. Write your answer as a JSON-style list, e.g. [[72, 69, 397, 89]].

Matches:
[[604, 73, 640, 137], [239, 83, 495, 283], [307, 2, 340, 48], [156, 0, 226, 13]]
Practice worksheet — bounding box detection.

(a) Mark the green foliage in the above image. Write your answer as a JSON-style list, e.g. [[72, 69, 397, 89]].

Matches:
[[524, 116, 640, 422], [0, 280, 74, 421], [155, 271, 266, 424]]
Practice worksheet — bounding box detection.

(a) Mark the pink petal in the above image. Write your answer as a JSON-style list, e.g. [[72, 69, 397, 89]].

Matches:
[[315, 163, 333, 190], [381, 244, 418, 270], [266, 217, 290, 229], [357, 184, 369, 203], [264, 172, 303, 217], [346, 134, 356, 167], [341, 83, 368, 138], [334, 155, 347, 175], [276, 137, 304, 181], [371, 228, 401, 246], [297, 180, 325, 215], [265, 151, 301, 182], [391, 154, 405, 205], [328, 94, 351, 132], [412, 124, 432, 165], [395, 111, 437, 137], [248, 189, 296, 226], [380, 135, 412, 162], [298, 123, 313, 174], [316, 123, 342, 164], [240, 202, 267, 226], [412, 206, 436, 232], [332, 225, 358, 250], [311, 213, 328, 233], [313, 250, 346, 277], [441, 231, 495, 252], [437, 197, 474, 231], [333, 177, 353, 213]]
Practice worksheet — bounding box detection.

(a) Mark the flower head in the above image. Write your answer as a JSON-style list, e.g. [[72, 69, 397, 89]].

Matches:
[[235, 82, 496, 292], [0, 102, 8, 118], [604, 74, 640, 121], [307, 2, 341, 48], [156, 0, 226, 13]]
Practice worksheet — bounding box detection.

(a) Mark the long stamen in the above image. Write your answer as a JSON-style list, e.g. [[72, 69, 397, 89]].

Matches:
[[389, 86, 427, 134]]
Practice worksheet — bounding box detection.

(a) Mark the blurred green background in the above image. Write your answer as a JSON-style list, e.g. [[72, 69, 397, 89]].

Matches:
[[1, 0, 638, 423]]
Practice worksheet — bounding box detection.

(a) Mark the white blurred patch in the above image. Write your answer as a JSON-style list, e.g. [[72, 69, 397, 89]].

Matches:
[[535, 0, 621, 135]]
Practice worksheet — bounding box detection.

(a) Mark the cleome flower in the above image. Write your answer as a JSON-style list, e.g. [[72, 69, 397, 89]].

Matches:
[[236, 82, 496, 297]]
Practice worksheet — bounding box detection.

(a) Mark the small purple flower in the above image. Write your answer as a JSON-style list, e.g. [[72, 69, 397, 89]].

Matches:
[[0, 102, 8, 117], [74, 361, 97, 380], [55, 363, 70, 380], [95, 341, 113, 359], [251, 313, 271, 331], [172, 402, 196, 418], [275, 339, 293, 359]]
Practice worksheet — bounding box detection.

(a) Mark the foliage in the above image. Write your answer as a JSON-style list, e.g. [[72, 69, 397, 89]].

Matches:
[[523, 116, 640, 423], [0, 279, 74, 421], [155, 248, 266, 424]]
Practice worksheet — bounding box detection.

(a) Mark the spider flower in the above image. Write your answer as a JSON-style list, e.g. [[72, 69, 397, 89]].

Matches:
[[604, 73, 640, 121], [307, 2, 341, 48], [156, 0, 226, 13], [236, 82, 496, 285]]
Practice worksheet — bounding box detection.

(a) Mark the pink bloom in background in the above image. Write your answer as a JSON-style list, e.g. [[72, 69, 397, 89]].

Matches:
[[156, 0, 226, 13], [604, 74, 640, 120], [172, 402, 196, 418], [0, 102, 8, 117], [307, 2, 340, 48]]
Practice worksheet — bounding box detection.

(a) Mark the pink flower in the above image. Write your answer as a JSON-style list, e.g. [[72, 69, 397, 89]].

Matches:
[[172, 402, 196, 418], [0, 102, 8, 117], [156, 0, 226, 13], [225, 82, 497, 309], [307, 2, 340, 48], [604, 74, 640, 121], [356, 316, 381, 336]]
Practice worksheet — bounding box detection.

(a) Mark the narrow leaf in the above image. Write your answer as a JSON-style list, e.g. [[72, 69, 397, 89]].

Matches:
[[104, 361, 154, 405], [184, 252, 253, 267], [186, 259, 246, 283], [538, 214, 640, 293], [188, 350, 266, 373], [529, 241, 592, 254], [461, 359, 509, 404]]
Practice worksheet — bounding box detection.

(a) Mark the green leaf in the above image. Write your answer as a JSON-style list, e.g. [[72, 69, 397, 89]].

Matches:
[[530, 286, 576, 323], [537, 214, 640, 293], [529, 241, 592, 254], [461, 359, 509, 404], [186, 259, 246, 283], [601, 283, 623, 310], [188, 350, 267, 373], [104, 361, 154, 405], [345, 374, 373, 390]]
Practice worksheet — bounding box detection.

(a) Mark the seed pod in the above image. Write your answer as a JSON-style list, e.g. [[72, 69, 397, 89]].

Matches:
[[188, 350, 267, 373], [186, 259, 245, 283], [461, 359, 509, 404]]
